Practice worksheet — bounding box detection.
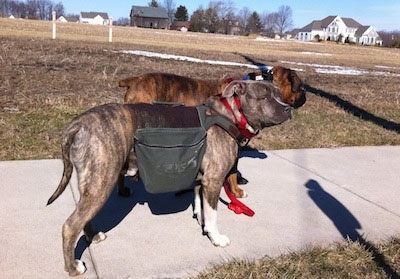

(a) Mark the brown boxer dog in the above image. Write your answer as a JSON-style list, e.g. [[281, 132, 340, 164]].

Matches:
[[119, 73, 233, 106], [47, 80, 292, 276], [119, 66, 306, 198]]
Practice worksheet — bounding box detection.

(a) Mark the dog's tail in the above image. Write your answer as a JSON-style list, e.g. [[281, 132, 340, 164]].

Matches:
[[47, 121, 80, 206]]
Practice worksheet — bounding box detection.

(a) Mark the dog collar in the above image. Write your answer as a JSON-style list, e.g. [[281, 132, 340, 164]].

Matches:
[[219, 95, 258, 140]]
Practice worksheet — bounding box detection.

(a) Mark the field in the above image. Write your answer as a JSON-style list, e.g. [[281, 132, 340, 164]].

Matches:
[[1, 18, 400, 160], [0, 18, 399, 277]]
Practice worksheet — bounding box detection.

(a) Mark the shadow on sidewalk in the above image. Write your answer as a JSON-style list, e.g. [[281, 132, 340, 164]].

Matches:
[[305, 179, 399, 278], [74, 178, 193, 259]]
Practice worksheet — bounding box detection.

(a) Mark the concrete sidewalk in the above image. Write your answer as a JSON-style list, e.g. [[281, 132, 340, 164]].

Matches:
[[1, 146, 399, 278]]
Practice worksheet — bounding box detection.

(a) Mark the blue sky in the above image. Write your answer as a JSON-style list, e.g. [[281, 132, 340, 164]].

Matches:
[[63, 0, 400, 31]]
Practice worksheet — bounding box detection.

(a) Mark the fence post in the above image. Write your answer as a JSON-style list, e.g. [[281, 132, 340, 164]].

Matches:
[[52, 11, 56, 39], [109, 17, 113, 43]]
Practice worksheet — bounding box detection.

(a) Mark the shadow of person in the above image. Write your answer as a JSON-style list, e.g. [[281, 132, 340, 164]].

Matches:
[[305, 179, 399, 278], [305, 179, 361, 240], [74, 177, 194, 260]]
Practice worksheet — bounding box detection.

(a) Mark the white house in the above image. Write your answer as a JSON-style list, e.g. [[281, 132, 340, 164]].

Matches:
[[296, 15, 382, 46], [79, 12, 109, 25], [355, 26, 382, 45]]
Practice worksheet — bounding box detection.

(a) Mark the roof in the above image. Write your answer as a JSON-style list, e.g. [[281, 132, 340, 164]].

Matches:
[[63, 16, 79, 22], [131, 6, 168, 19], [342, 17, 362, 28], [80, 12, 109, 19], [320, 16, 337, 28], [299, 15, 363, 32], [355, 25, 370, 36]]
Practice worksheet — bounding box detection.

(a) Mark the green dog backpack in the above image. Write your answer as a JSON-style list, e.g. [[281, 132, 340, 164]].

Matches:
[[132, 103, 242, 194]]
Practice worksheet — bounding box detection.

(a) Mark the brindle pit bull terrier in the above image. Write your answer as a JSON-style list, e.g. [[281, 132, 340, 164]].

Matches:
[[119, 66, 306, 198], [47, 80, 292, 276]]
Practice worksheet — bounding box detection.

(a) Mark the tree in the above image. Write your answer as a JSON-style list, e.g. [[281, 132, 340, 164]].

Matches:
[[247, 11, 262, 34], [162, 0, 176, 22], [0, 0, 64, 19], [175, 5, 188, 21], [202, 4, 218, 33], [238, 7, 252, 33], [218, 0, 236, 34], [53, 2, 64, 17], [274, 5, 293, 36], [148, 0, 158, 7], [189, 8, 205, 32], [115, 17, 130, 26]]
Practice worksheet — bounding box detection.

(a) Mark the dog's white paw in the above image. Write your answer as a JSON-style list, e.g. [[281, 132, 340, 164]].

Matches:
[[209, 233, 230, 247], [125, 167, 138, 177], [241, 190, 248, 198], [66, 260, 86, 276], [91, 231, 107, 244]]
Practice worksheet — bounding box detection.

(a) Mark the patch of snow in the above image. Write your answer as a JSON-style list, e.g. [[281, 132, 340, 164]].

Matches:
[[117, 50, 271, 70], [300, 51, 332, 56], [116, 50, 399, 77]]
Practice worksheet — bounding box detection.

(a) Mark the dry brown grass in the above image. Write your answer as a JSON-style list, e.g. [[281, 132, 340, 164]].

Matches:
[[195, 236, 400, 278], [1, 18, 399, 279], [1, 18, 399, 160]]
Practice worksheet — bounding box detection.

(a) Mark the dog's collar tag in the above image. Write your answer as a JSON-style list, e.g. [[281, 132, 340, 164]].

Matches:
[[219, 96, 258, 140]]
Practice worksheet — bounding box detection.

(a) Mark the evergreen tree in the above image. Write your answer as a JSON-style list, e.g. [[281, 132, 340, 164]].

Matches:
[[148, 0, 158, 7], [175, 5, 188, 21], [247, 11, 262, 34]]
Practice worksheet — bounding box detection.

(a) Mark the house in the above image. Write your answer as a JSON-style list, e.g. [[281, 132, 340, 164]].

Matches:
[[170, 21, 190, 31], [130, 6, 169, 29], [219, 20, 241, 35], [295, 15, 382, 46], [79, 12, 109, 25], [355, 26, 382, 45], [57, 16, 79, 23]]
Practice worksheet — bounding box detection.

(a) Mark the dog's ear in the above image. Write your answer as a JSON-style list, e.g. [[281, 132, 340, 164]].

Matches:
[[289, 70, 302, 93], [222, 81, 247, 97]]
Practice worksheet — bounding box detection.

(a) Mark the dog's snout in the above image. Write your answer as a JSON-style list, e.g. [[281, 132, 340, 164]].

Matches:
[[284, 106, 292, 118]]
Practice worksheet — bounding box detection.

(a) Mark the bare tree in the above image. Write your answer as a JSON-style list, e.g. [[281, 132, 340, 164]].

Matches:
[[53, 2, 64, 17], [189, 8, 205, 32], [26, 0, 38, 18], [218, 0, 236, 34], [238, 7, 252, 33], [204, 1, 221, 33], [261, 11, 277, 37], [274, 5, 293, 36], [162, 0, 176, 23], [218, 0, 235, 21], [37, 0, 49, 19]]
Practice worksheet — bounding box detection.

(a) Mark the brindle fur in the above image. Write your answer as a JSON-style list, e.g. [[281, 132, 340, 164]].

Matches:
[[119, 66, 306, 198], [119, 72, 230, 106], [47, 80, 291, 276]]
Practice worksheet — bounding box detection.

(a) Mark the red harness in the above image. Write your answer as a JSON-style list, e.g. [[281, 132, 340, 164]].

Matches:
[[219, 95, 258, 140], [219, 94, 256, 217]]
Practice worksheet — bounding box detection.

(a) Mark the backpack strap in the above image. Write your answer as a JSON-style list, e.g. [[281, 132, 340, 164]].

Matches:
[[196, 105, 247, 146]]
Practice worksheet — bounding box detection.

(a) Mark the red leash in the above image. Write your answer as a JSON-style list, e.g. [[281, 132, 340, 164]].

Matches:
[[223, 182, 255, 217]]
